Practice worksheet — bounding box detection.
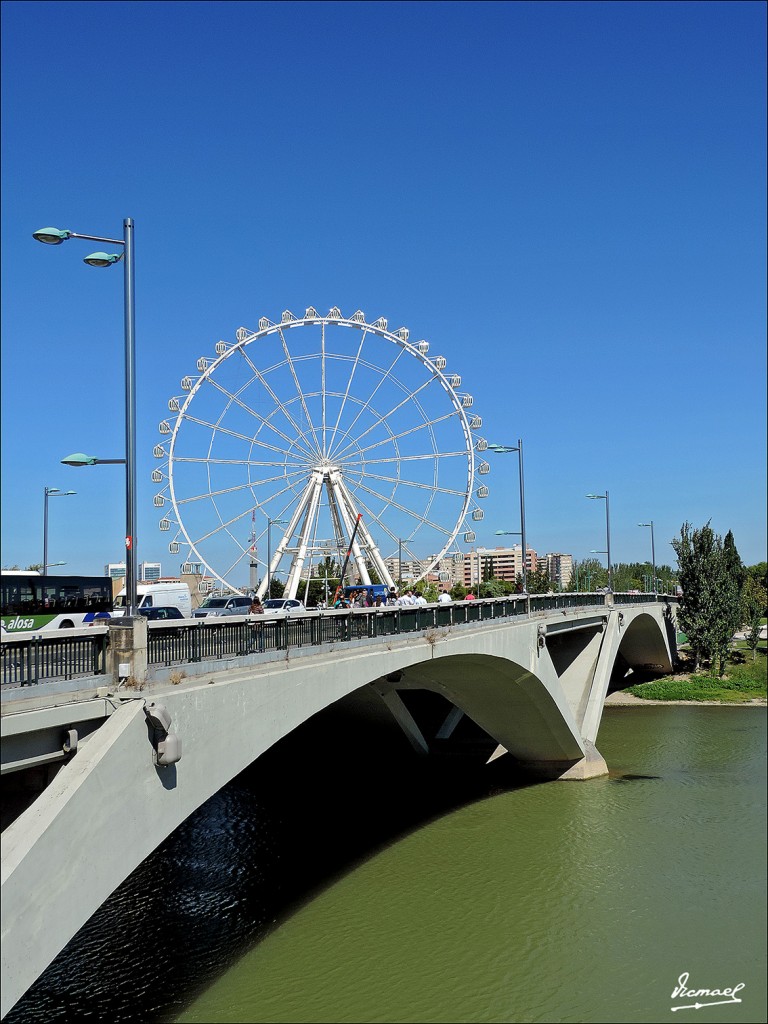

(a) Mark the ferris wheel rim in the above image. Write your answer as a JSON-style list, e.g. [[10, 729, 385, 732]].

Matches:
[[159, 310, 485, 593]]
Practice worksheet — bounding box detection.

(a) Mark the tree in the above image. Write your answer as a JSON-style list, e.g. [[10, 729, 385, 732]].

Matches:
[[672, 522, 735, 675], [567, 558, 607, 593], [526, 568, 552, 594], [450, 582, 467, 600], [741, 576, 767, 662]]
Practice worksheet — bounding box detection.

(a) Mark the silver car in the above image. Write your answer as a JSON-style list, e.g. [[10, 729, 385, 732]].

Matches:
[[192, 595, 253, 618]]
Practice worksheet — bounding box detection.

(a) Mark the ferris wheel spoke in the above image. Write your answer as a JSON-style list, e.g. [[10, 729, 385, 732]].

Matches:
[[277, 327, 323, 458], [173, 456, 308, 471], [177, 466, 309, 505], [354, 481, 453, 537], [328, 347, 410, 463], [342, 410, 458, 461], [203, 373, 316, 459], [341, 450, 467, 468], [237, 345, 318, 456], [327, 326, 374, 456], [348, 471, 465, 497], [331, 373, 440, 462], [347, 491, 411, 551], [177, 481, 261, 505], [192, 503, 258, 546], [181, 413, 312, 462]]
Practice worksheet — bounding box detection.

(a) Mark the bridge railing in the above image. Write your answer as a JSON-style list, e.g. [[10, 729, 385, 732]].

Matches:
[[2, 594, 677, 687], [1, 629, 109, 687]]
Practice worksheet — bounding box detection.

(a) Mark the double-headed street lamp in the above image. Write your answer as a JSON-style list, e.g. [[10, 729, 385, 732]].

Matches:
[[586, 491, 612, 592], [34, 220, 137, 616], [638, 521, 656, 595], [488, 440, 527, 595], [43, 487, 76, 576]]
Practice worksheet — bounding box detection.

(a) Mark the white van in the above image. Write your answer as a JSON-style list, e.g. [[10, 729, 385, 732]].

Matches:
[[113, 580, 192, 617]]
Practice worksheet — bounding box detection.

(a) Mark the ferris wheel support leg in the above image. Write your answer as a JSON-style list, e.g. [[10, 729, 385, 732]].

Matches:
[[329, 473, 371, 586], [255, 478, 315, 602], [284, 472, 324, 600], [335, 475, 396, 590]]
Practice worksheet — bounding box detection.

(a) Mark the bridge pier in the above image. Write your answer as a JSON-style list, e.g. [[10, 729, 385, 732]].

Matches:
[[519, 740, 609, 781]]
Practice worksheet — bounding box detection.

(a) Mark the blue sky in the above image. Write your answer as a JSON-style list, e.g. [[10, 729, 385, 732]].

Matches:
[[2, 0, 766, 583]]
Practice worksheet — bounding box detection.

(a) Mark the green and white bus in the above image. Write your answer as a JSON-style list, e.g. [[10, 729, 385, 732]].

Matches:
[[0, 573, 113, 633]]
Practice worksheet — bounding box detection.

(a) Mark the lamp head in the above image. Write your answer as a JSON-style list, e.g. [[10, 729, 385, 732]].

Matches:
[[33, 227, 71, 245], [61, 452, 97, 467], [83, 252, 123, 268], [45, 487, 61, 495]]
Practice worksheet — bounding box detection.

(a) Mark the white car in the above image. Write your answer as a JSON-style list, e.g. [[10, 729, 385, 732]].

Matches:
[[261, 598, 307, 615]]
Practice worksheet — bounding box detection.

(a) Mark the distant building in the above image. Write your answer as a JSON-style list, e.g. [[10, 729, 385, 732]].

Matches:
[[105, 562, 126, 580], [540, 553, 573, 590], [139, 561, 162, 582], [462, 545, 537, 588]]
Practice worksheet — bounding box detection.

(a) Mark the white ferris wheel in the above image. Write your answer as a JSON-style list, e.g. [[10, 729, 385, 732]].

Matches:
[[153, 307, 490, 599]]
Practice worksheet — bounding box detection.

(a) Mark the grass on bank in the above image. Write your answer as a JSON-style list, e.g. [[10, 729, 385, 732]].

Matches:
[[626, 642, 767, 702]]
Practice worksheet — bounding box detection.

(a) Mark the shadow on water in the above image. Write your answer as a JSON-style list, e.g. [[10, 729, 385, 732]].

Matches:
[[5, 692, 539, 1024], [610, 773, 663, 783]]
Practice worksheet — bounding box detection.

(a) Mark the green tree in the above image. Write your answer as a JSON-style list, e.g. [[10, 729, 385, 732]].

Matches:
[[526, 568, 553, 594], [568, 558, 608, 593], [741, 576, 767, 661], [450, 582, 467, 600], [672, 522, 735, 675]]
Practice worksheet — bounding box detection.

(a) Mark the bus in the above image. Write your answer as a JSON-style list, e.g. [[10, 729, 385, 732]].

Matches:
[[0, 573, 113, 633]]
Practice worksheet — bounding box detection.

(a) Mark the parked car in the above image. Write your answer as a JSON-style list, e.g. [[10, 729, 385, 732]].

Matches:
[[192, 595, 253, 619], [261, 598, 306, 615], [138, 606, 185, 621]]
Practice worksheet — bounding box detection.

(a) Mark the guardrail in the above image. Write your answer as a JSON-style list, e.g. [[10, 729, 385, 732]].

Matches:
[[2, 593, 676, 687], [1, 629, 109, 687]]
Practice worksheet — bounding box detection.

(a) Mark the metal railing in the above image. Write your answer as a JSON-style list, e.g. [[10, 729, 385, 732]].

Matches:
[[2, 593, 677, 687], [1, 630, 109, 687]]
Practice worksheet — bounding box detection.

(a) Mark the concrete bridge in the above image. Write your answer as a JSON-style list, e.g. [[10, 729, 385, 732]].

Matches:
[[0, 594, 677, 1017]]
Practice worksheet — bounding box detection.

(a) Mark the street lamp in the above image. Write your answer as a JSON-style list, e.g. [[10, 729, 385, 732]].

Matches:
[[61, 453, 126, 467], [488, 439, 527, 594], [586, 491, 612, 592], [638, 521, 656, 595], [43, 487, 76, 576], [266, 517, 288, 599], [35, 219, 137, 616]]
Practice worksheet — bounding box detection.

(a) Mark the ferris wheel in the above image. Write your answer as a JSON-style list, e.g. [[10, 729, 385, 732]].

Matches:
[[153, 307, 490, 599]]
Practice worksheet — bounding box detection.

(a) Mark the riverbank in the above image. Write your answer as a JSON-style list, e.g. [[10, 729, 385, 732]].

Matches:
[[605, 690, 767, 706]]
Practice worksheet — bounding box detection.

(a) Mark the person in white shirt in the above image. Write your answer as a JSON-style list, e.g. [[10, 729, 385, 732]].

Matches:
[[438, 591, 452, 604], [414, 592, 428, 606], [397, 590, 415, 606]]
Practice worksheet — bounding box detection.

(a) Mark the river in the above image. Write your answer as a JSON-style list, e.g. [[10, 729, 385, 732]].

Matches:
[[5, 703, 766, 1024]]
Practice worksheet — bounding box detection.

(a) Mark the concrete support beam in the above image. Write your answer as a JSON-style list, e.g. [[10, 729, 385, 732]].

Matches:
[[370, 685, 429, 755]]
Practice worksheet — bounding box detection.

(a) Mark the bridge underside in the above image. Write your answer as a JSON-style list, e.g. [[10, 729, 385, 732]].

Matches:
[[1, 602, 674, 1018]]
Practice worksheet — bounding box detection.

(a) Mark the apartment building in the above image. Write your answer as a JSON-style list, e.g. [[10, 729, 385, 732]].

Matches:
[[462, 545, 537, 588]]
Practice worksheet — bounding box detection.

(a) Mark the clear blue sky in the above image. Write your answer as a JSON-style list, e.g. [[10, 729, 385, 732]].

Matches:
[[2, 0, 766, 582]]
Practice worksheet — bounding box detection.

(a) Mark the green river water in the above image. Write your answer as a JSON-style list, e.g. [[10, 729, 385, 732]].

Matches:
[[177, 705, 766, 1024]]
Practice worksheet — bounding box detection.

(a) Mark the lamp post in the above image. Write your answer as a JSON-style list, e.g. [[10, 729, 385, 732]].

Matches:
[[586, 491, 612, 592], [638, 521, 656, 595], [35, 219, 137, 616], [43, 487, 76, 576], [266, 517, 288, 599], [488, 439, 527, 595]]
